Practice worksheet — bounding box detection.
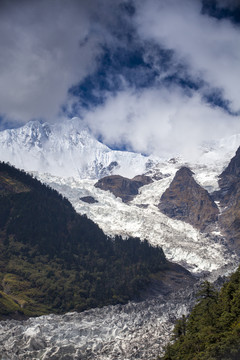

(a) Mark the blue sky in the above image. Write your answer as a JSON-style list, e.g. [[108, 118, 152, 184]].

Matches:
[[0, 0, 240, 157]]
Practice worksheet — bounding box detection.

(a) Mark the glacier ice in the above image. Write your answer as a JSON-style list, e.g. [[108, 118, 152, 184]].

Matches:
[[0, 282, 198, 360], [1, 118, 237, 273], [37, 158, 238, 275], [0, 119, 240, 359]]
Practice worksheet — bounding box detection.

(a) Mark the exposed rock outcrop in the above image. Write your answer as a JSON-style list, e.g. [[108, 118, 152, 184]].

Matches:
[[216, 147, 240, 250], [158, 167, 219, 231], [80, 196, 98, 204], [217, 147, 240, 204], [94, 174, 153, 202]]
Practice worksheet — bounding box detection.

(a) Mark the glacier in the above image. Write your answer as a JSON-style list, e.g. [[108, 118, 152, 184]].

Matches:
[[1, 118, 238, 272], [0, 118, 240, 359], [0, 281, 199, 360], [36, 156, 238, 275]]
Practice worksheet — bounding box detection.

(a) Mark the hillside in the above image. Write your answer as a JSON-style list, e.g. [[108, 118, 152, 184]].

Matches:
[[160, 267, 240, 360], [0, 161, 193, 319]]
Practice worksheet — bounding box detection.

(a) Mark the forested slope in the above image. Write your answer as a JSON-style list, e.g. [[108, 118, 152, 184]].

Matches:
[[160, 268, 240, 360], [0, 162, 191, 319]]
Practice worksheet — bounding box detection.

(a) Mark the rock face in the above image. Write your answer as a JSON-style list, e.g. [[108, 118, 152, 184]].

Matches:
[[217, 146, 240, 205], [94, 175, 153, 202], [158, 167, 219, 231], [80, 196, 98, 204], [217, 147, 240, 250]]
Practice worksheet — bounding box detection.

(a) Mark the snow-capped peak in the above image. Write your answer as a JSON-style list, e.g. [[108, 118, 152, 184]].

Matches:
[[0, 118, 152, 179]]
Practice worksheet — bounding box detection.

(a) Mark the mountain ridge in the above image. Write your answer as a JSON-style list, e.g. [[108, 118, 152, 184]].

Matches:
[[0, 119, 239, 273], [215, 146, 240, 252], [0, 118, 152, 179], [159, 166, 219, 231], [0, 161, 194, 319], [1, 122, 240, 358]]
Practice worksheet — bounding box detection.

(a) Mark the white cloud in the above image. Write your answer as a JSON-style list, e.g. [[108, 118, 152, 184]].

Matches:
[[84, 86, 240, 159], [0, 0, 109, 123], [1, 0, 240, 160], [134, 0, 240, 112]]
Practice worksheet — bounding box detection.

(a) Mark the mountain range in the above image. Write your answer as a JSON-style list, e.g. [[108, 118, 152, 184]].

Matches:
[[0, 161, 194, 319], [0, 118, 151, 179], [0, 118, 240, 275], [1, 118, 240, 359]]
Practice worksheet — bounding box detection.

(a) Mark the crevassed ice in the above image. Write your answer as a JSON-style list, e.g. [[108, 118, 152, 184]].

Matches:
[[37, 157, 238, 274]]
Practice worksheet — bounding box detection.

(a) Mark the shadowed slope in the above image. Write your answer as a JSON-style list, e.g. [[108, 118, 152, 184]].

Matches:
[[0, 162, 193, 319]]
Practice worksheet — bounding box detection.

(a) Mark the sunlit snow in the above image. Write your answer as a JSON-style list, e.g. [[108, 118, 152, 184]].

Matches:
[[37, 155, 238, 274], [0, 119, 240, 359]]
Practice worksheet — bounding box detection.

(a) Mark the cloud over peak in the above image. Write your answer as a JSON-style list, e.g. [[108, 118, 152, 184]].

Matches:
[[0, 0, 239, 158], [134, 0, 240, 112], [84, 86, 238, 159]]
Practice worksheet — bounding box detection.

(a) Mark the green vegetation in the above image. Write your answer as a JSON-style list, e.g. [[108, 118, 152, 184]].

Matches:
[[0, 161, 174, 318], [160, 270, 240, 360]]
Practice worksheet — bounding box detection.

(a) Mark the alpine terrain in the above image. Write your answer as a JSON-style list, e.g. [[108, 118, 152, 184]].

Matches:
[[0, 118, 240, 359]]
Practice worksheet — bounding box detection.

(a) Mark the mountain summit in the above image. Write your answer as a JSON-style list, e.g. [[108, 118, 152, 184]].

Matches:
[[0, 118, 151, 179], [158, 167, 219, 231]]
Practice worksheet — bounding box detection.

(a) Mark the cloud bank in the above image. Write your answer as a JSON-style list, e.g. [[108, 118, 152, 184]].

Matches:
[[0, 0, 240, 158], [0, 0, 114, 123], [84, 86, 239, 159], [134, 0, 240, 112]]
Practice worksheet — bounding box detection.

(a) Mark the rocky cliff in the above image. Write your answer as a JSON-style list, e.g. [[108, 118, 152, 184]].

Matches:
[[217, 147, 240, 250], [158, 167, 219, 231], [217, 146, 240, 204], [94, 174, 153, 202]]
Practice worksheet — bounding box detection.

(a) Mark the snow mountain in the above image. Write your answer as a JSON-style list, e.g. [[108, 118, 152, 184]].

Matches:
[[1, 118, 240, 359], [0, 118, 152, 179], [0, 118, 240, 274]]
